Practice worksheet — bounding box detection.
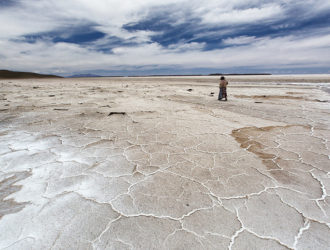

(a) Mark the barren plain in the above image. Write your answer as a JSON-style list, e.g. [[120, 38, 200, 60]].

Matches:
[[0, 75, 330, 249]]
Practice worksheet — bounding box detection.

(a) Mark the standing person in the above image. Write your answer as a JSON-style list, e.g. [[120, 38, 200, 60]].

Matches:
[[218, 76, 228, 101]]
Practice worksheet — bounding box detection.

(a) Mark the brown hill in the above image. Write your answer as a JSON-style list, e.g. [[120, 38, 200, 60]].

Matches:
[[0, 70, 62, 79]]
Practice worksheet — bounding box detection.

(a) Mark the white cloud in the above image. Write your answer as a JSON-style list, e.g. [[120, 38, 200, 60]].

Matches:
[[168, 42, 206, 51], [222, 36, 259, 45], [196, 3, 284, 25]]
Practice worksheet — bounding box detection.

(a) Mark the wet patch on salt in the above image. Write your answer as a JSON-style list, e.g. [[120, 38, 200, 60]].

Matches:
[[0, 171, 31, 219]]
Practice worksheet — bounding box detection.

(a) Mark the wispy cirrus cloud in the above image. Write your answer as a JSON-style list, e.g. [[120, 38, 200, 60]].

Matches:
[[0, 0, 330, 75]]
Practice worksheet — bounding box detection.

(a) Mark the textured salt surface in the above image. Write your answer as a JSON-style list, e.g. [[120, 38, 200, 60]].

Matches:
[[0, 76, 329, 249]]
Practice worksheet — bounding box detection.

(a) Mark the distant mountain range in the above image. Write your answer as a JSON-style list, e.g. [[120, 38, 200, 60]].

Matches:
[[68, 74, 103, 78], [209, 73, 272, 76], [0, 70, 62, 79], [69, 73, 273, 77], [0, 70, 273, 79]]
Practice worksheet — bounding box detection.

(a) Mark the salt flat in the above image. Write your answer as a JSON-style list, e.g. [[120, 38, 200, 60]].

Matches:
[[0, 76, 330, 249]]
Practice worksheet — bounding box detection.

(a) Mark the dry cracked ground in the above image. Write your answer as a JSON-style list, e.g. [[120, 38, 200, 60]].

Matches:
[[0, 75, 330, 249]]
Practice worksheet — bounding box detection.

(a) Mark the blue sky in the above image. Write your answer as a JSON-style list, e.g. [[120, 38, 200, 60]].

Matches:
[[0, 0, 330, 76]]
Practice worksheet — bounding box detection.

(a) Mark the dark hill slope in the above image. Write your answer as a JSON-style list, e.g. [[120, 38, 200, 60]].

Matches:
[[0, 70, 62, 79]]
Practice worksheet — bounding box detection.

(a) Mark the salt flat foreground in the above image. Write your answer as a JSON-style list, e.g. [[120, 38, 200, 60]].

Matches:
[[0, 76, 330, 249]]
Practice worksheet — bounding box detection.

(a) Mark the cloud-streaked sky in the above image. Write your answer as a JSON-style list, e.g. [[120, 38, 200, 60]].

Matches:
[[1, 0, 330, 76]]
